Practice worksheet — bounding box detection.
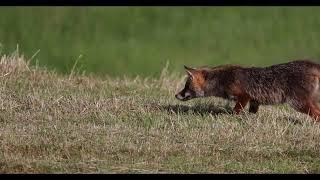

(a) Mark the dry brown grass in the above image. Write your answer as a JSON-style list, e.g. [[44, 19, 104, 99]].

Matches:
[[0, 52, 320, 174]]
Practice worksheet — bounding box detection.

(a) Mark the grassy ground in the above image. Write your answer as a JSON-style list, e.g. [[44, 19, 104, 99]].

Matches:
[[1, 52, 320, 173], [1, 7, 320, 77]]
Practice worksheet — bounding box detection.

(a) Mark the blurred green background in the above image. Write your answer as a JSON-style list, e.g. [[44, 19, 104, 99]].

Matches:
[[1, 6, 320, 77]]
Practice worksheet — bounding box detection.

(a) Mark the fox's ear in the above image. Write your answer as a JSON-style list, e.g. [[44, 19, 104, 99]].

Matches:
[[184, 65, 196, 78], [184, 65, 196, 71]]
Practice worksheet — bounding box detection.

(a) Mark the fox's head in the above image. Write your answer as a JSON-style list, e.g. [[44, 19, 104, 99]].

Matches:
[[175, 66, 207, 101]]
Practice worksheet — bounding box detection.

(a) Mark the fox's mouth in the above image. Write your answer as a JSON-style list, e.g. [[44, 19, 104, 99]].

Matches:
[[175, 94, 192, 101]]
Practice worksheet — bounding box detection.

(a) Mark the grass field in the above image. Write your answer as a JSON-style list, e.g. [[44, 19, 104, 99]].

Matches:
[[1, 7, 320, 77], [1, 52, 320, 173]]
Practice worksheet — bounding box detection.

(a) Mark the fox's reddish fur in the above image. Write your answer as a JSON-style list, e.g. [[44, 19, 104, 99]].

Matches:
[[175, 60, 320, 121]]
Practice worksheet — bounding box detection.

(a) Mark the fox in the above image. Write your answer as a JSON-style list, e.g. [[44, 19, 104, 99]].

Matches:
[[175, 60, 320, 121]]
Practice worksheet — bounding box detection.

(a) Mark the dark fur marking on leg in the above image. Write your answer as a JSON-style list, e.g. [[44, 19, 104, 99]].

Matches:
[[249, 100, 260, 114]]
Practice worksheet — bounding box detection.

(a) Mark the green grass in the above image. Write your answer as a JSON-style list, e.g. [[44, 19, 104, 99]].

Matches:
[[1, 52, 320, 173], [1, 7, 320, 77]]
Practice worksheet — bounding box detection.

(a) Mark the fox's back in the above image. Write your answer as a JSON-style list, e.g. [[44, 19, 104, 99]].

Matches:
[[238, 60, 320, 104]]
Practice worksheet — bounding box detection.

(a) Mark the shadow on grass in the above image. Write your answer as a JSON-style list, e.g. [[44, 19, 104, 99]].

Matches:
[[158, 103, 305, 125], [159, 103, 233, 116], [280, 116, 303, 125]]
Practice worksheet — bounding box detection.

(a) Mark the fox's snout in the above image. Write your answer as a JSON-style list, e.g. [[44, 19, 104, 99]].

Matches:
[[175, 91, 192, 101], [175, 93, 184, 101]]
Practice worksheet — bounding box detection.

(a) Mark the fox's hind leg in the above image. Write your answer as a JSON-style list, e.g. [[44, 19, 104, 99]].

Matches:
[[305, 104, 320, 121], [233, 96, 250, 114], [309, 101, 320, 121], [249, 100, 260, 114], [289, 99, 320, 122]]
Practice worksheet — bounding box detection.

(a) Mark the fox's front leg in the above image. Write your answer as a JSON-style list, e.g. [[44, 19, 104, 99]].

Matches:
[[249, 100, 260, 114], [233, 96, 250, 114]]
